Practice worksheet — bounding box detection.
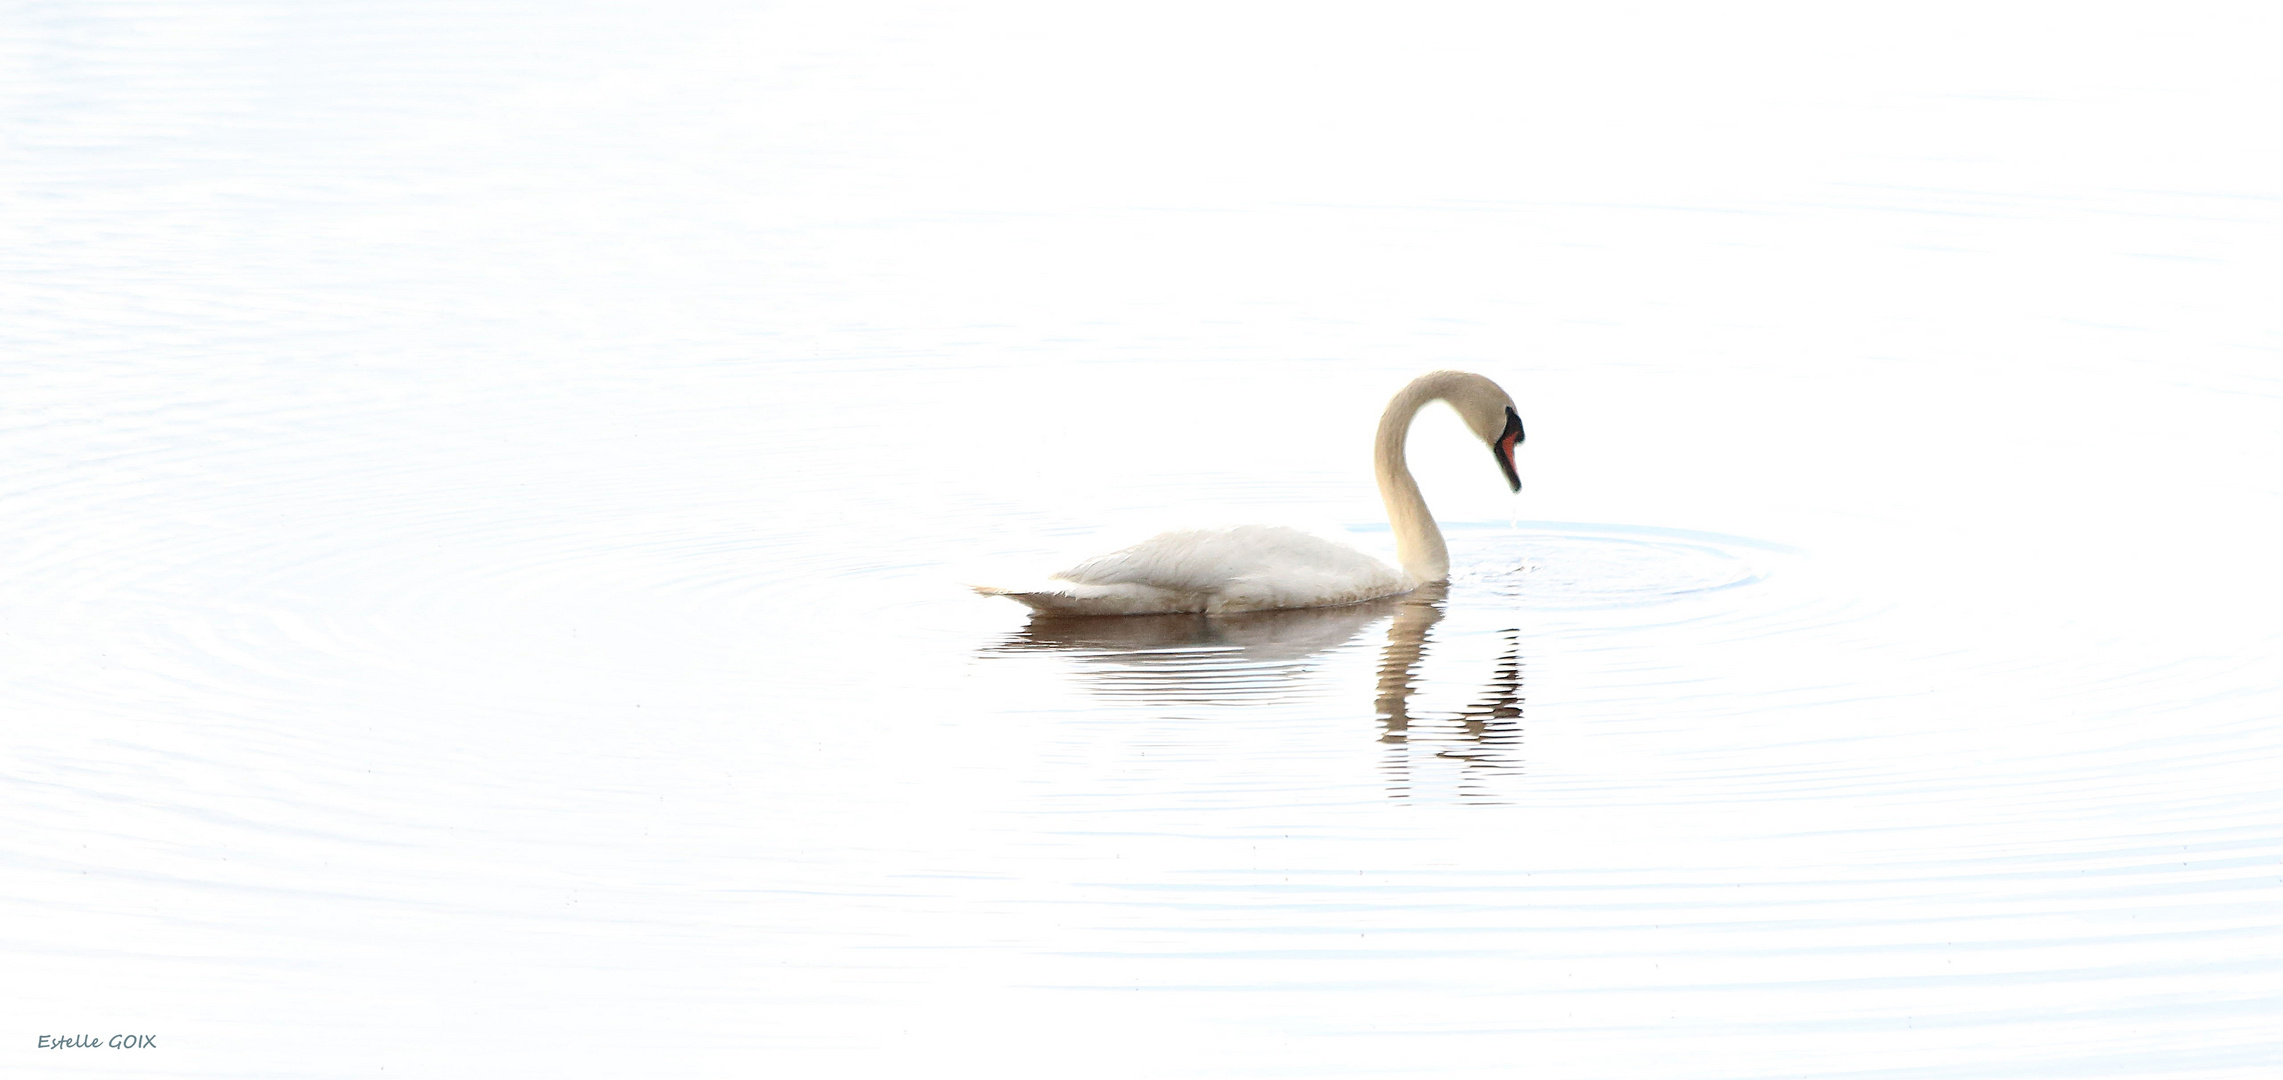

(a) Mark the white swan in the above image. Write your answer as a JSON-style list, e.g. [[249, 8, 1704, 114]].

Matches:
[[977, 370, 1524, 615]]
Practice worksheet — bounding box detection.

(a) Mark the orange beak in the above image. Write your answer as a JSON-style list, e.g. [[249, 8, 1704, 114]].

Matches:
[[1494, 407, 1524, 492]]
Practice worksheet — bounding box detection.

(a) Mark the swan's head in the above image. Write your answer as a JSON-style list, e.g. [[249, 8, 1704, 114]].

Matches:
[[1440, 371, 1526, 493]]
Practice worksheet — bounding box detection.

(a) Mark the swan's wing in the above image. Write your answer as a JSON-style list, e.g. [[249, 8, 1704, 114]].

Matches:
[[1055, 525, 1385, 584]]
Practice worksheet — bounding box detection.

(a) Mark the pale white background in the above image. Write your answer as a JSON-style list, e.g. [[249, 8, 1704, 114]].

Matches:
[[4, 1, 2281, 1077]]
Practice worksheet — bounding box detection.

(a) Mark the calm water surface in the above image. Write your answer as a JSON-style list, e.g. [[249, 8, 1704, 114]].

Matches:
[[5, 2, 2282, 1077]]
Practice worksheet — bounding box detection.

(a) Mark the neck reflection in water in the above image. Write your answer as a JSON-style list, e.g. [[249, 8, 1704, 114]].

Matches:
[[1373, 584, 1525, 802], [990, 582, 1524, 802]]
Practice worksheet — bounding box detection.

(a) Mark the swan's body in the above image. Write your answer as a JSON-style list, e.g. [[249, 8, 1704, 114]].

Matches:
[[978, 370, 1523, 615], [983, 524, 1411, 615]]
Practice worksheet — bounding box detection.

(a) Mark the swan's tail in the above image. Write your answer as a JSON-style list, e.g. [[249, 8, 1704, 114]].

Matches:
[[970, 581, 1194, 615], [970, 584, 1085, 614]]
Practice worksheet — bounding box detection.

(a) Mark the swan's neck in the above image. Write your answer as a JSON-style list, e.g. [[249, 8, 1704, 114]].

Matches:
[[1374, 376, 1457, 583]]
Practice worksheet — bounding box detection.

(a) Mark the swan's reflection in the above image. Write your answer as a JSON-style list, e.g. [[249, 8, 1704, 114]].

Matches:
[[996, 596, 1406, 706], [993, 583, 1523, 799]]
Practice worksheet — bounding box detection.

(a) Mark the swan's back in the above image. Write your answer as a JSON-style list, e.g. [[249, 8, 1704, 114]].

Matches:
[[980, 525, 1413, 615]]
